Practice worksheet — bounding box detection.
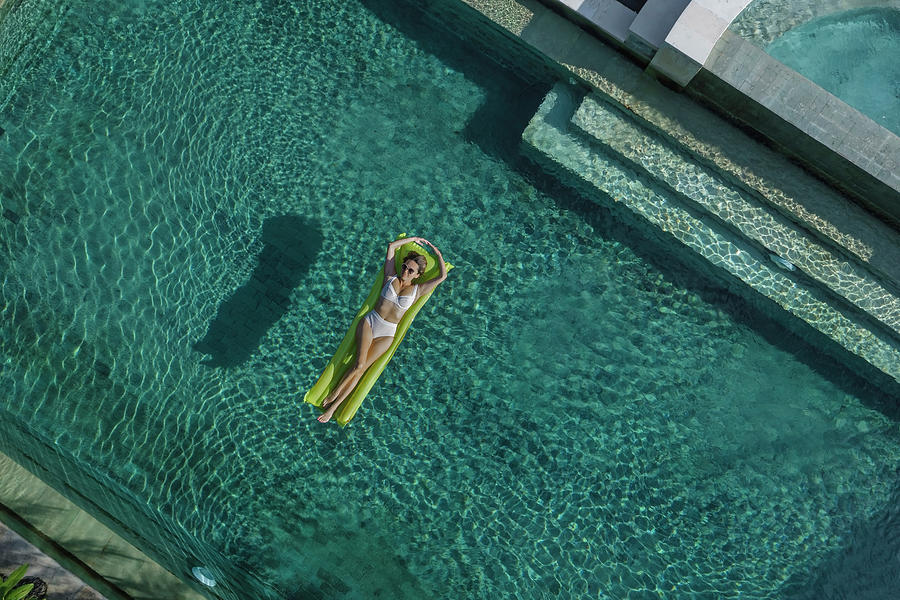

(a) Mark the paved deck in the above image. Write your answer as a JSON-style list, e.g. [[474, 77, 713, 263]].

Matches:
[[0, 522, 106, 600]]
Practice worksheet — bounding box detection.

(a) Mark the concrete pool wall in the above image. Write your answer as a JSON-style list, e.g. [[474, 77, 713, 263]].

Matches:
[[0, 451, 206, 600]]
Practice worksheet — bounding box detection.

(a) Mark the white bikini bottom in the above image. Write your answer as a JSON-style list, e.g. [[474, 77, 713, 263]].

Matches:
[[364, 310, 397, 339]]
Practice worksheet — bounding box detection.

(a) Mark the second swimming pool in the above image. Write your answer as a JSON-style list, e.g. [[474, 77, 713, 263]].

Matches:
[[1, 0, 899, 598], [766, 7, 900, 136]]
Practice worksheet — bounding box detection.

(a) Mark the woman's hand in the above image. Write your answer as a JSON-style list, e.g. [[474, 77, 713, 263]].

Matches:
[[423, 239, 442, 256]]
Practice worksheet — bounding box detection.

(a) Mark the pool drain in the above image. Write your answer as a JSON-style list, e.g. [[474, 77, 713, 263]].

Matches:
[[769, 254, 796, 272], [191, 566, 217, 587]]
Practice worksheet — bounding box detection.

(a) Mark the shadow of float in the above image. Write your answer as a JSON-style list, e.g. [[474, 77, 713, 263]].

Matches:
[[194, 215, 323, 367]]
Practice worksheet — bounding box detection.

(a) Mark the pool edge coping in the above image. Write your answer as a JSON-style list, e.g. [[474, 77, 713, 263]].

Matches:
[[0, 451, 208, 600]]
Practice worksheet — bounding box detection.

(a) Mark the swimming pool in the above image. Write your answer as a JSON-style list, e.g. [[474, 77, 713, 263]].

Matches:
[[1, 0, 899, 598], [765, 7, 900, 136]]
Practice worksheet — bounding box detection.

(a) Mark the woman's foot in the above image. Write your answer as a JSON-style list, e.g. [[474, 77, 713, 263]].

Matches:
[[317, 411, 333, 423]]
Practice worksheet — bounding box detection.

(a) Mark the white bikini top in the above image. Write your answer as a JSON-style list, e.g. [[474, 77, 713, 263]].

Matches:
[[380, 276, 417, 312]]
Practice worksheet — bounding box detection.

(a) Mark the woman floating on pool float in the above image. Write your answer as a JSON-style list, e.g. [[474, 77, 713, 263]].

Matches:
[[312, 236, 448, 424]]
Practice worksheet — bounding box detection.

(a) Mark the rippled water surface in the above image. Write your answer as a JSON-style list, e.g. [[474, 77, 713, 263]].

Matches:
[[766, 8, 900, 135], [1, 1, 899, 598]]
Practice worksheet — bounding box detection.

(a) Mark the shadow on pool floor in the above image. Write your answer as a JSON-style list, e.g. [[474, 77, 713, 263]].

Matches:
[[194, 215, 323, 368]]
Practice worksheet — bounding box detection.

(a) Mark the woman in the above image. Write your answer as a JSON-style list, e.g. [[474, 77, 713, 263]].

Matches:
[[317, 236, 448, 423]]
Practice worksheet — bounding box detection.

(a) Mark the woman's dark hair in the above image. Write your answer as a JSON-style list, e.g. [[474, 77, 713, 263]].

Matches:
[[404, 251, 428, 277]]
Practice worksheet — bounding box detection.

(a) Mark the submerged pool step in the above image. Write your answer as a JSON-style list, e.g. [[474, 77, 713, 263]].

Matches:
[[569, 93, 900, 343], [521, 82, 900, 384]]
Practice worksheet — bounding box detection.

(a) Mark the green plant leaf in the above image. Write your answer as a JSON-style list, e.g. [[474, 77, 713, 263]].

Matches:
[[5, 583, 34, 600], [0, 565, 28, 597], [5, 566, 28, 584]]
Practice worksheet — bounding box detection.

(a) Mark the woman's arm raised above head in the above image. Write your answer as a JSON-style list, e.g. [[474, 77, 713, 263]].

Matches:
[[417, 239, 447, 296], [384, 236, 423, 278]]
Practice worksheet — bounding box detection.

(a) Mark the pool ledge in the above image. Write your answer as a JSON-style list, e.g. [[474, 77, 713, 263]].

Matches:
[[0, 452, 208, 600]]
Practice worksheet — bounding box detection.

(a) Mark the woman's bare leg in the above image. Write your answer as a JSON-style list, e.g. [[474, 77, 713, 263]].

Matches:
[[319, 319, 372, 411], [318, 338, 391, 422], [318, 321, 392, 423], [321, 317, 376, 408]]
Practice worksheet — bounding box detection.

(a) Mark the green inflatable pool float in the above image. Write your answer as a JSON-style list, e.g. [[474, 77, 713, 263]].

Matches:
[[304, 235, 453, 425]]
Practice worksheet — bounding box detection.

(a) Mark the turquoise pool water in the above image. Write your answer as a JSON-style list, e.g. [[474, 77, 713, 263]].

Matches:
[[1, 0, 899, 598], [766, 7, 900, 136]]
